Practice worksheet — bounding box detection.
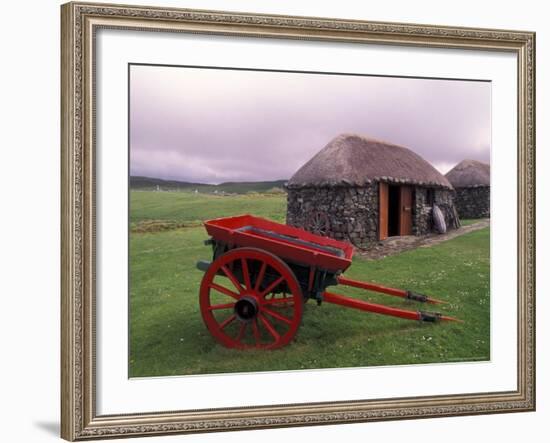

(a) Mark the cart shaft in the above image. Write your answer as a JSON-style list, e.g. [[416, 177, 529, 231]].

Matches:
[[323, 291, 460, 322], [337, 276, 446, 304]]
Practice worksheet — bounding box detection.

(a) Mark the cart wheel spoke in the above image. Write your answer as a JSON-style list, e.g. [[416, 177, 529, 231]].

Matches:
[[236, 323, 247, 341], [262, 307, 292, 325], [209, 282, 240, 300], [259, 275, 285, 298], [258, 313, 280, 343], [254, 262, 267, 291], [252, 319, 261, 347], [264, 296, 295, 306], [221, 265, 244, 294], [208, 302, 235, 311], [241, 258, 252, 290], [219, 314, 236, 330]]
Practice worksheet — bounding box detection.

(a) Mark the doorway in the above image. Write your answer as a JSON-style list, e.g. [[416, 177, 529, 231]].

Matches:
[[388, 185, 401, 236], [379, 183, 413, 240]]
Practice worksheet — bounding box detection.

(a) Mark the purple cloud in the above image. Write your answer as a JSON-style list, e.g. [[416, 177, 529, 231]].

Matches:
[[130, 65, 490, 183]]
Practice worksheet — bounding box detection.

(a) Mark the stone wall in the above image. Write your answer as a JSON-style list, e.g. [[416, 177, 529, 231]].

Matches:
[[287, 184, 458, 248], [454, 186, 490, 219], [286, 184, 378, 248], [435, 189, 460, 230], [413, 187, 430, 236], [413, 187, 458, 234]]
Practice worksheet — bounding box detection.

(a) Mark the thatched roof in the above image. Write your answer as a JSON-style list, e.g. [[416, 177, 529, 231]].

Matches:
[[445, 159, 490, 188], [288, 134, 452, 189]]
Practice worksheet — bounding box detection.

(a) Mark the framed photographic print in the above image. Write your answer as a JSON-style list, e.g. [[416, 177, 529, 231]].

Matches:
[[61, 1, 536, 440]]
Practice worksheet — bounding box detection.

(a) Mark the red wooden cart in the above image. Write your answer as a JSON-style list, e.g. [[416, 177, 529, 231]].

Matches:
[[197, 214, 459, 349]]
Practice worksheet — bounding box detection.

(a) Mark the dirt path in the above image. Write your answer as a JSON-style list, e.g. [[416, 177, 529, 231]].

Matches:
[[358, 219, 490, 260]]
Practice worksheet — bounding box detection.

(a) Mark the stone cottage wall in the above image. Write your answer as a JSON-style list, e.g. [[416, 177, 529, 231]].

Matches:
[[286, 184, 378, 248], [413, 187, 430, 235], [413, 187, 458, 234], [454, 186, 490, 219], [287, 184, 459, 249], [435, 189, 459, 229]]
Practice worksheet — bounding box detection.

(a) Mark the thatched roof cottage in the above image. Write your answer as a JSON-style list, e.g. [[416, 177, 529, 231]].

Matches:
[[286, 134, 459, 247], [445, 159, 490, 219]]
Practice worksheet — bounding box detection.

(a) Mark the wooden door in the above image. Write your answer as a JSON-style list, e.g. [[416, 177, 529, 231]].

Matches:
[[399, 186, 413, 236], [379, 182, 389, 240]]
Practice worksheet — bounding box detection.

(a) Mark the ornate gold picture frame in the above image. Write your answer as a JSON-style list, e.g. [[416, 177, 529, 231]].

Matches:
[[61, 2, 535, 440]]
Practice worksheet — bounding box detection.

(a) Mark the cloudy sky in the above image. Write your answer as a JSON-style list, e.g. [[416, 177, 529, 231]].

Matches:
[[130, 64, 490, 184]]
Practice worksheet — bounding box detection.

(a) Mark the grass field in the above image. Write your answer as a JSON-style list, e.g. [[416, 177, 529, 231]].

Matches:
[[129, 191, 490, 377], [460, 219, 480, 226], [130, 191, 287, 229]]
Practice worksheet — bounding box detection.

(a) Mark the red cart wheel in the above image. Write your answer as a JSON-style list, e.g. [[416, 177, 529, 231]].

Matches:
[[199, 247, 303, 349]]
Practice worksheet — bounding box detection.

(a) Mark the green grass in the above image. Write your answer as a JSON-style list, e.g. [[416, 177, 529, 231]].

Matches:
[[461, 219, 481, 226], [130, 191, 287, 226], [129, 191, 490, 377]]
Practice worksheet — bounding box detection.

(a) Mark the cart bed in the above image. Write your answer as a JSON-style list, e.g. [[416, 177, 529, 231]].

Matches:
[[204, 214, 353, 273]]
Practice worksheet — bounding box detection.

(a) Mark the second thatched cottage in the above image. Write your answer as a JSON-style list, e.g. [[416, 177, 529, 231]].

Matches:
[[286, 134, 459, 247], [445, 159, 490, 219]]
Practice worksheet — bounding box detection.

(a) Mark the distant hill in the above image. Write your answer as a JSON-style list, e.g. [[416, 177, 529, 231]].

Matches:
[[130, 176, 288, 194]]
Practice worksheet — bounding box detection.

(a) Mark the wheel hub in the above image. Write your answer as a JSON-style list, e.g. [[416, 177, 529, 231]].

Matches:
[[234, 296, 259, 322]]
